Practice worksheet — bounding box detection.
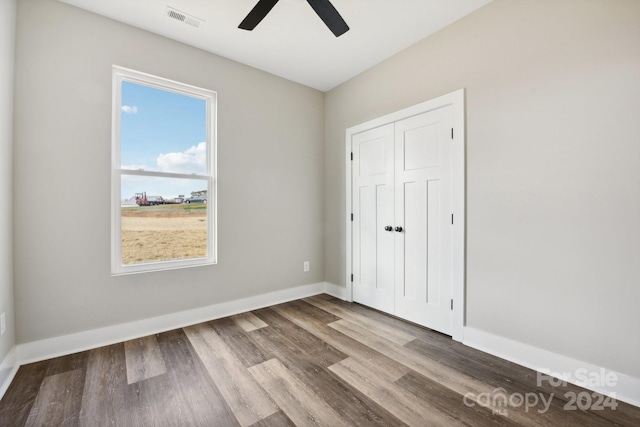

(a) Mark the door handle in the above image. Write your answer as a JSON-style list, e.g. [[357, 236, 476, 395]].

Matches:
[[395, 226, 403, 232], [384, 225, 393, 231]]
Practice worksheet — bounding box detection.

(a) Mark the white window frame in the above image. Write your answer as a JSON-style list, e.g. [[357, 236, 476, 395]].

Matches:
[[111, 66, 217, 275]]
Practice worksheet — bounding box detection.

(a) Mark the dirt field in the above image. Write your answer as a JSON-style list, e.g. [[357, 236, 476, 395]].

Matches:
[[121, 204, 207, 264]]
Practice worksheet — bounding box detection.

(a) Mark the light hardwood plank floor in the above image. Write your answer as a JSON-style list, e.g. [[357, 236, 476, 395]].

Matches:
[[1, 295, 638, 426]]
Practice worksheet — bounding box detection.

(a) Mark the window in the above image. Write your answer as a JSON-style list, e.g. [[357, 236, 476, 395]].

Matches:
[[111, 66, 216, 275]]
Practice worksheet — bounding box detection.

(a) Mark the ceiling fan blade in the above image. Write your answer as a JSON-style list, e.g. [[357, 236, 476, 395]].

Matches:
[[239, 0, 280, 31], [306, 0, 349, 37]]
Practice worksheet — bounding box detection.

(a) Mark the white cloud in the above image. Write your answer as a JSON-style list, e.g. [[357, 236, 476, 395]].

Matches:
[[121, 105, 138, 114], [157, 142, 207, 174]]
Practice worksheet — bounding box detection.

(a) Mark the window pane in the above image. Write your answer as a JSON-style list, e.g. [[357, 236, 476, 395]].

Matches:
[[120, 81, 207, 175], [121, 175, 208, 265]]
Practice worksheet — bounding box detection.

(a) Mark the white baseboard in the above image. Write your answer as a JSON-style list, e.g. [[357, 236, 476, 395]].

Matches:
[[323, 282, 349, 300], [463, 326, 640, 408], [18, 282, 325, 365], [0, 346, 19, 400]]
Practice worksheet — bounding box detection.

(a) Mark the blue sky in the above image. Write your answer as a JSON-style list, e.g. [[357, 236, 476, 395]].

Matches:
[[120, 81, 208, 200]]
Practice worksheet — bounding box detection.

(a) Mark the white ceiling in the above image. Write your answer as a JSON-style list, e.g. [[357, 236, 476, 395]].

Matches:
[[57, 0, 492, 92]]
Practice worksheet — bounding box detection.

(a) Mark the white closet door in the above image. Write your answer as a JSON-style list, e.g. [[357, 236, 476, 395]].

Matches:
[[352, 124, 395, 314], [394, 106, 453, 335]]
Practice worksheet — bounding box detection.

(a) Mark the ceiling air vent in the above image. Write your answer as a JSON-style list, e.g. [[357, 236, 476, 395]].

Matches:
[[166, 6, 204, 28]]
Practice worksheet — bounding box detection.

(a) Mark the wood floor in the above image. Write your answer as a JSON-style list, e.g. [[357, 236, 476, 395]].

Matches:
[[1, 294, 638, 426]]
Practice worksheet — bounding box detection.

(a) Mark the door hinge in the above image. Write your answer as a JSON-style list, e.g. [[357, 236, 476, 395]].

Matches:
[[351, 274, 354, 282], [351, 213, 354, 221], [451, 128, 454, 139], [451, 214, 454, 225], [350, 152, 353, 161], [451, 299, 453, 310]]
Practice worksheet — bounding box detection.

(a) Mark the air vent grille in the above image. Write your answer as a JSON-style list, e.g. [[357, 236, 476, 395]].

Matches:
[[168, 10, 186, 22], [166, 6, 203, 28]]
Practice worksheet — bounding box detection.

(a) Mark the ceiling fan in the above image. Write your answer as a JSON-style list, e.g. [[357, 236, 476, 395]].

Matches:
[[239, 0, 350, 37]]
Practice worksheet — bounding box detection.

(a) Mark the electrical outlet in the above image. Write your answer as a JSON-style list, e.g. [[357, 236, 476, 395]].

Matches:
[[303, 261, 310, 272], [1, 313, 5, 336]]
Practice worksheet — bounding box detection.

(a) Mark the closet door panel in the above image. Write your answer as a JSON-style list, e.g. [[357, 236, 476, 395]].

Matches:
[[394, 106, 454, 335], [352, 124, 395, 314]]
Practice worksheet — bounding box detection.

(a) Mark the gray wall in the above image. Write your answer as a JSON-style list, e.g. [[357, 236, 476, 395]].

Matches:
[[13, 0, 324, 343], [325, 0, 640, 378], [0, 0, 16, 368]]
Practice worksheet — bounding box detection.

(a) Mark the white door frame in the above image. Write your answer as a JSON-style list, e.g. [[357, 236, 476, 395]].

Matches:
[[345, 89, 466, 342]]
